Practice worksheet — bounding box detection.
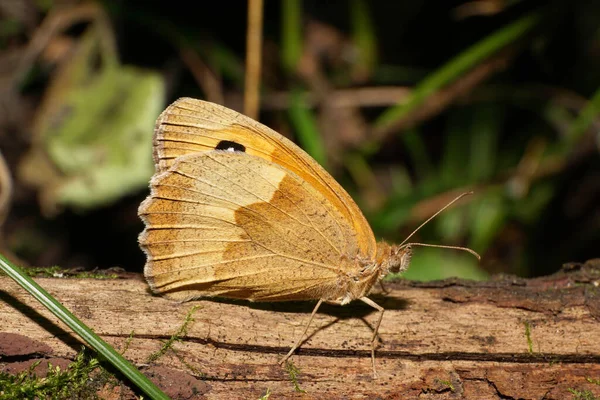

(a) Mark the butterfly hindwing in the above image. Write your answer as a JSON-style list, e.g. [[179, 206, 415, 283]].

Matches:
[[139, 151, 361, 302]]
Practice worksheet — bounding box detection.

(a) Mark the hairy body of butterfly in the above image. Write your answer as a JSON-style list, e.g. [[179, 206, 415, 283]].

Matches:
[[139, 98, 413, 375]]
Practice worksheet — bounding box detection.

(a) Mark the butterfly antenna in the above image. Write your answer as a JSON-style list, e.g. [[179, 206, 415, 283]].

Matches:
[[398, 192, 479, 260], [405, 242, 481, 260]]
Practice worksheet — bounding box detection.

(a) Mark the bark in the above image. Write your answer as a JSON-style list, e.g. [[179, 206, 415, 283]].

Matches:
[[1, 259, 600, 399]]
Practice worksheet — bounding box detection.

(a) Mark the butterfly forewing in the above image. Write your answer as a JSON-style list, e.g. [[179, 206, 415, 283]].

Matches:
[[139, 151, 362, 302], [151, 98, 377, 259]]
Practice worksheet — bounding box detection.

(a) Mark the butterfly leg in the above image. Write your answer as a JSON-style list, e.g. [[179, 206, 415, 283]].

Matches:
[[359, 296, 384, 378], [279, 299, 323, 365], [379, 281, 390, 295]]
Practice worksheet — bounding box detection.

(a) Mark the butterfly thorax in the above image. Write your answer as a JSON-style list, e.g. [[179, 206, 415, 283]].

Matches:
[[325, 242, 412, 305]]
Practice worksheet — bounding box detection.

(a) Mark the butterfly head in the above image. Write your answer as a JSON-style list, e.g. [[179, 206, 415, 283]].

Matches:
[[376, 242, 412, 275], [389, 244, 412, 274]]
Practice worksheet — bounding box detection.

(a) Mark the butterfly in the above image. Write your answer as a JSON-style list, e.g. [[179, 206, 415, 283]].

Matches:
[[138, 97, 478, 376]]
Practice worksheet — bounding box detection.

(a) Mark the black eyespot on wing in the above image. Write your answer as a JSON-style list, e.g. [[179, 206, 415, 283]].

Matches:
[[215, 140, 246, 153]]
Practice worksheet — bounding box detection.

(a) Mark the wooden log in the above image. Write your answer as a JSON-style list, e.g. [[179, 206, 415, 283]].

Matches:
[[1, 259, 600, 399]]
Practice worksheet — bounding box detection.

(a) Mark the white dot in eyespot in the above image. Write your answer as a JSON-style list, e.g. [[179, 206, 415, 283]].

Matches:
[[215, 140, 246, 153]]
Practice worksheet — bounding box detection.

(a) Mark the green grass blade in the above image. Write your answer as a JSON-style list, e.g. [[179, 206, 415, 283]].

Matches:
[[401, 128, 432, 179], [0, 254, 170, 400], [567, 85, 600, 144], [351, 0, 378, 78], [468, 104, 502, 182], [288, 88, 328, 168], [281, 0, 302, 74], [375, 12, 540, 132]]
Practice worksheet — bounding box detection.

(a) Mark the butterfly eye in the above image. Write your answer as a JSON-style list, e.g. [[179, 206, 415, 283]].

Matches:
[[215, 140, 246, 152]]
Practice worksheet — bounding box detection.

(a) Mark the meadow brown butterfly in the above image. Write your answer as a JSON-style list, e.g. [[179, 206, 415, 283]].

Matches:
[[138, 98, 478, 375]]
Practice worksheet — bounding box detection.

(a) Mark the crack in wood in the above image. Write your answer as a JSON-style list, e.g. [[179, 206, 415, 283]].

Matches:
[[103, 333, 600, 363]]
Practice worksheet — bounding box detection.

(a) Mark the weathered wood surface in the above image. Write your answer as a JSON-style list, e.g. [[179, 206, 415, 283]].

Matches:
[[1, 259, 600, 399]]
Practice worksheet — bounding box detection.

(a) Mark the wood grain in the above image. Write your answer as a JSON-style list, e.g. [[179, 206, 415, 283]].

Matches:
[[1, 259, 599, 399]]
